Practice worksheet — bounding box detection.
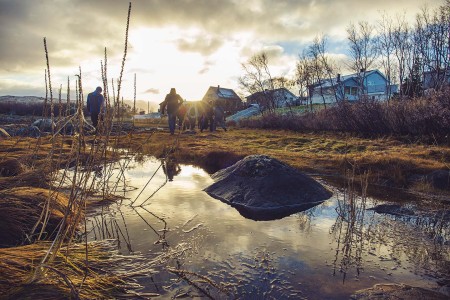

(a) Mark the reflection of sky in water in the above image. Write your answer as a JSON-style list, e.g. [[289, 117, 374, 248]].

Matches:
[[86, 159, 449, 299]]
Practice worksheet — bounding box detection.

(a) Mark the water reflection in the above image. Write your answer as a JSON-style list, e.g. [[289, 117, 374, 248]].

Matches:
[[134, 206, 169, 249], [330, 174, 369, 283], [330, 172, 450, 287], [162, 158, 181, 182], [82, 158, 450, 299]]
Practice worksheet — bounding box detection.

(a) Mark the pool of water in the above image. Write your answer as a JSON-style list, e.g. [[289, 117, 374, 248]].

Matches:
[[84, 157, 449, 299]]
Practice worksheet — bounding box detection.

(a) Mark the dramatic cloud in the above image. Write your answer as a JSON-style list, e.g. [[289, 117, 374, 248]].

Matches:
[[144, 88, 159, 94], [0, 0, 444, 102], [177, 35, 223, 56]]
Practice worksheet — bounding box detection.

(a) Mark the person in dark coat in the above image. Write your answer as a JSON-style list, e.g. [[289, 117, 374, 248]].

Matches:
[[214, 100, 227, 131], [200, 100, 214, 132], [86, 86, 105, 129], [161, 88, 183, 135]]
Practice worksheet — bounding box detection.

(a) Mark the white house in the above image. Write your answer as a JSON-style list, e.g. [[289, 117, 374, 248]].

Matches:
[[308, 69, 398, 104]]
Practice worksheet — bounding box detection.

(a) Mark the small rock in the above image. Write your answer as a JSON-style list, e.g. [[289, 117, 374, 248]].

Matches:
[[426, 170, 450, 191]]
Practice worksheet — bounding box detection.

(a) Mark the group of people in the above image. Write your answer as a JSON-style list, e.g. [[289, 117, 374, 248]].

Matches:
[[160, 88, 227, 135], [86, 86, 227, 135]]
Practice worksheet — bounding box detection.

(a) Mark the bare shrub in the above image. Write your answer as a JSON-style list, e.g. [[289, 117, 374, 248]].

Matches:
[[238, 89, 450, 141]]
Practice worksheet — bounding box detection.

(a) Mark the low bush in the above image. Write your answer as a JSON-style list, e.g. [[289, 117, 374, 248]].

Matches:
[[238, 88, 450, 142]]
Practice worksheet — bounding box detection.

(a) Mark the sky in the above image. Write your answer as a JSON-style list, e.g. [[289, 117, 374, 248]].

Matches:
[[0, 0, 444, 107]]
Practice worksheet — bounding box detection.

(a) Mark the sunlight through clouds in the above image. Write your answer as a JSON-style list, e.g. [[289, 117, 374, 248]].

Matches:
[[0, 0, 444, 103]]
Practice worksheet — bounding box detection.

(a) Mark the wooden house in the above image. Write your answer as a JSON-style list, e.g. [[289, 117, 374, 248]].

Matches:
[[201, 86, 243, 115]]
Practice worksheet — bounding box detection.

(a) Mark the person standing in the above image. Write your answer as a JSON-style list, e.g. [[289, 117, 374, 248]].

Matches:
[[161, 88, 183, 135], [214, 100, 227, 131], [86, 86, 105, 129]]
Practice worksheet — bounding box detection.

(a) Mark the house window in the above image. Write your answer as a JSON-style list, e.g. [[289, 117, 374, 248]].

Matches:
[[345, 86, 358, 95], [344, 86, 351, 95]]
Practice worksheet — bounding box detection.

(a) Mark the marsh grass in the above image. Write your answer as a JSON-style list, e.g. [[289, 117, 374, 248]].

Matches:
[[0, 240, 147, 299], [239, 91, 450, 142], [0, 187, 71, 247], [0, 3, 161, 299], [114, 129, 449, 197]]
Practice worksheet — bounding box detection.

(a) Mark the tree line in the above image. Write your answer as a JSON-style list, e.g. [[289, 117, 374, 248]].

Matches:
[[239, 1, 449, 112]]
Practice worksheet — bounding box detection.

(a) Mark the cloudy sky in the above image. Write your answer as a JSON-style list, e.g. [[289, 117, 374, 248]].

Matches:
[[0, 0, 443, 106]]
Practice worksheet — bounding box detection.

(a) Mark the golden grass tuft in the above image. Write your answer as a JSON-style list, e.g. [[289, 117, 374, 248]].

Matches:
[[0, 167, 50, 190], [0, 158, 26, 177], [0, 241, 131, 299], [0, 187, 70, 247]]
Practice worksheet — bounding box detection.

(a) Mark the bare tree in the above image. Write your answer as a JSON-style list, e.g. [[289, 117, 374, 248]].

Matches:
[[391, 14, 412, 97], [414, 3, 450, 91], [239, 52, 276, 113], [305, 35, 337, 108], [376, 12, 396, 100], [295, 52, 315, 111], [347, 21, 378, 96]]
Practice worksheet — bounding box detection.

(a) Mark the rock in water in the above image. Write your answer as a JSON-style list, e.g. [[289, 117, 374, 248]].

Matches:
[[204, 155, 332, 220]]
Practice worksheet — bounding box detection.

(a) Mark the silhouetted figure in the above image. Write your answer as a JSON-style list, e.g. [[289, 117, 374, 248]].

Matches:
[[161, 88, 183, 135], [177, 102, 187, 130], [163, 159, 181, 181], [200, 100, 214, 132], [214, 100, 227, 131], [185, 103, 198, 130], [86, 86, 105, 129]]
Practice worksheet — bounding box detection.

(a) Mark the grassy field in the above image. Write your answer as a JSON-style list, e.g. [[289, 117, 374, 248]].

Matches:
[[114, 127, 450, 200], [0, 125, 448, 298]]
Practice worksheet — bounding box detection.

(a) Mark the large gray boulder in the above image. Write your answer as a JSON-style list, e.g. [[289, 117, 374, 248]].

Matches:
[[204, 155, 332, 220]]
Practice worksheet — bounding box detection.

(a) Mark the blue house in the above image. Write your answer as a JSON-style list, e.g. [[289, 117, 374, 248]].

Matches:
[[308, 69, 397, 104]]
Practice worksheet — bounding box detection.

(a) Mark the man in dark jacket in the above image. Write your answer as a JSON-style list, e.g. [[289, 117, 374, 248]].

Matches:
[[214, 100, 227, 131], [86, 86, 105, 129], [161, 88, 183, 135]]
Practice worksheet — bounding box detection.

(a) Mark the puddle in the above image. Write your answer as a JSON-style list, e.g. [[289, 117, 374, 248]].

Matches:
[[82, 157, 450, 299]]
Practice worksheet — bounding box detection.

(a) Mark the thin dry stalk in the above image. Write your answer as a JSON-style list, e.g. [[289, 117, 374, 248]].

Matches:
[[115, 2, 131, 106]]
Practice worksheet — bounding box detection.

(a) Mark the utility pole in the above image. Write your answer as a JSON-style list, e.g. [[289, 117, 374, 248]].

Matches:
[[133, 73, 136, 114]]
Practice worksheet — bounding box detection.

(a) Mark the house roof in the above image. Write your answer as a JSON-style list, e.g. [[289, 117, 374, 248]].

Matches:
[[311, 69, 386, 89], [246, 87, 297, 100], [204, 86, 240, 100]]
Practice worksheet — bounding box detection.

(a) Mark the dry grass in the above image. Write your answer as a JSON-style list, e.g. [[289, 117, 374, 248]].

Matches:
[[0, 187, 72, 247], [0, 158, 26, 177], [0, 241, 134, 299], [0, 135, 117, 170], [116, 128, 449, 196], [0, 123, 447, 297]]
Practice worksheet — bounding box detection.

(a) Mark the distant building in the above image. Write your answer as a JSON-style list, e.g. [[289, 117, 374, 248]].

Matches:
[[246, 88, 299, 108], [422, 67, 450, 90], [308, 69, 398, 104], [201, 86, 243, 115]]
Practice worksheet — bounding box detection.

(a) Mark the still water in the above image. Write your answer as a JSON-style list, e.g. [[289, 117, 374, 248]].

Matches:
[[85, 157, 449, 299]]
